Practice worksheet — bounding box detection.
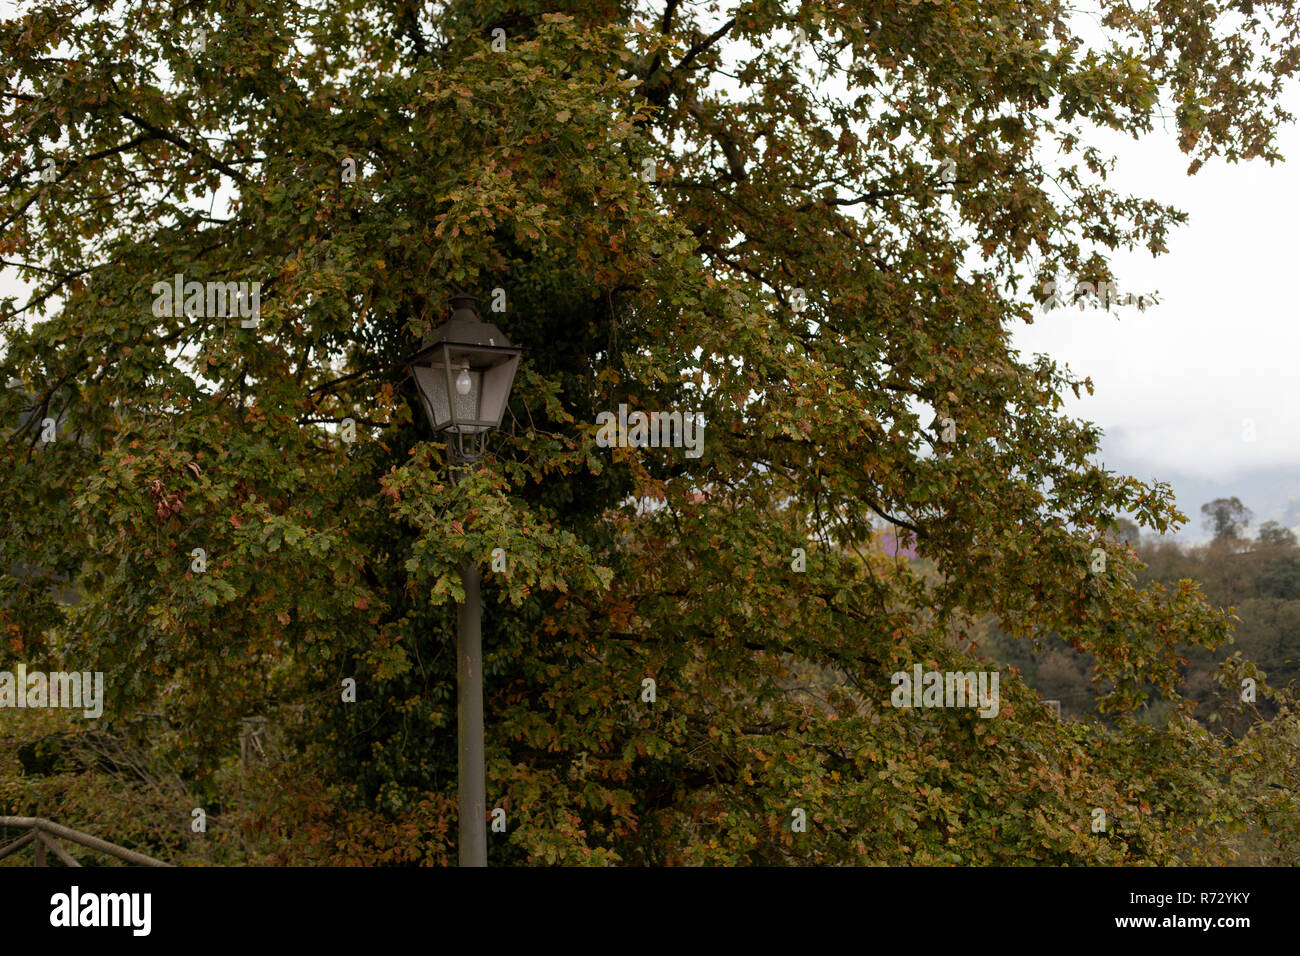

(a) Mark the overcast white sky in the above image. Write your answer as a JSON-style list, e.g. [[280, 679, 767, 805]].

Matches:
[[1009, 93, 1300, 541]]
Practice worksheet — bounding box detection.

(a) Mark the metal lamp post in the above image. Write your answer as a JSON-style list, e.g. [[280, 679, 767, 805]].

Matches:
[[406, 294, 521, 867]]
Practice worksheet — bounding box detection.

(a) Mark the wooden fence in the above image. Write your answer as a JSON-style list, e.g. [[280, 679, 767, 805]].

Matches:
[[0, 816, 171, 867]]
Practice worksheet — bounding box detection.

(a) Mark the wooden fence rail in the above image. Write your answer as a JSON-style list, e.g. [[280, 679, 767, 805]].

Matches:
[[0, 817, 171, 867]]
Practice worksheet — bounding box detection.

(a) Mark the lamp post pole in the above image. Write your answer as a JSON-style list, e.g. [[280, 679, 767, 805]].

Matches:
[[405, 294, 521, 870], [456, 558, 486, 867]]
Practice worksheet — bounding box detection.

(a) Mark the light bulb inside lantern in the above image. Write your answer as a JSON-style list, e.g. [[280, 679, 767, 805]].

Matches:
[[455, 367, 472, 396]]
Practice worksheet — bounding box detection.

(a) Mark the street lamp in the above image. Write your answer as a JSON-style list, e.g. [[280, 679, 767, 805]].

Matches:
[[406, 294, 521, 868], [408, 294, 522, 472]]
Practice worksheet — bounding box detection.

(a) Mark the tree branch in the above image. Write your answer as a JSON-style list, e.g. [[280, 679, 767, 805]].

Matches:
[[118, 110, 248, 184], [676, 18, 735, 73]]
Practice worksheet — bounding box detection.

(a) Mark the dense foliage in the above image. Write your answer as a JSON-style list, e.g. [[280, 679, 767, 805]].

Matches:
[[2, 0, 1299, 865]]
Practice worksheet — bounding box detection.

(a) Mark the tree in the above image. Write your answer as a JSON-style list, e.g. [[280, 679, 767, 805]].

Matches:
[[2, 0, 1298, 865], [1258, 521, 1298, 549], [1106, 517, 1140, 546], [1202, 497, 1254, 542]]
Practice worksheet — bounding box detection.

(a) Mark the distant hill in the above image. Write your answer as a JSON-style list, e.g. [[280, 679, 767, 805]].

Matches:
[[979, 533, 1300, 730]]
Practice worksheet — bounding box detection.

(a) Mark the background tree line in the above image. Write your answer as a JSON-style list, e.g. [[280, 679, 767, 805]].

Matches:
[[980, 498, 1299, 734]]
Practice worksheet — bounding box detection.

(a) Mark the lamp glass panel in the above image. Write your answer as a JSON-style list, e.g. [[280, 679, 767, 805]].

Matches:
[[412, 364, 451, 430], [451, 368, 482, 428], [480, 355, 520, 427]]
